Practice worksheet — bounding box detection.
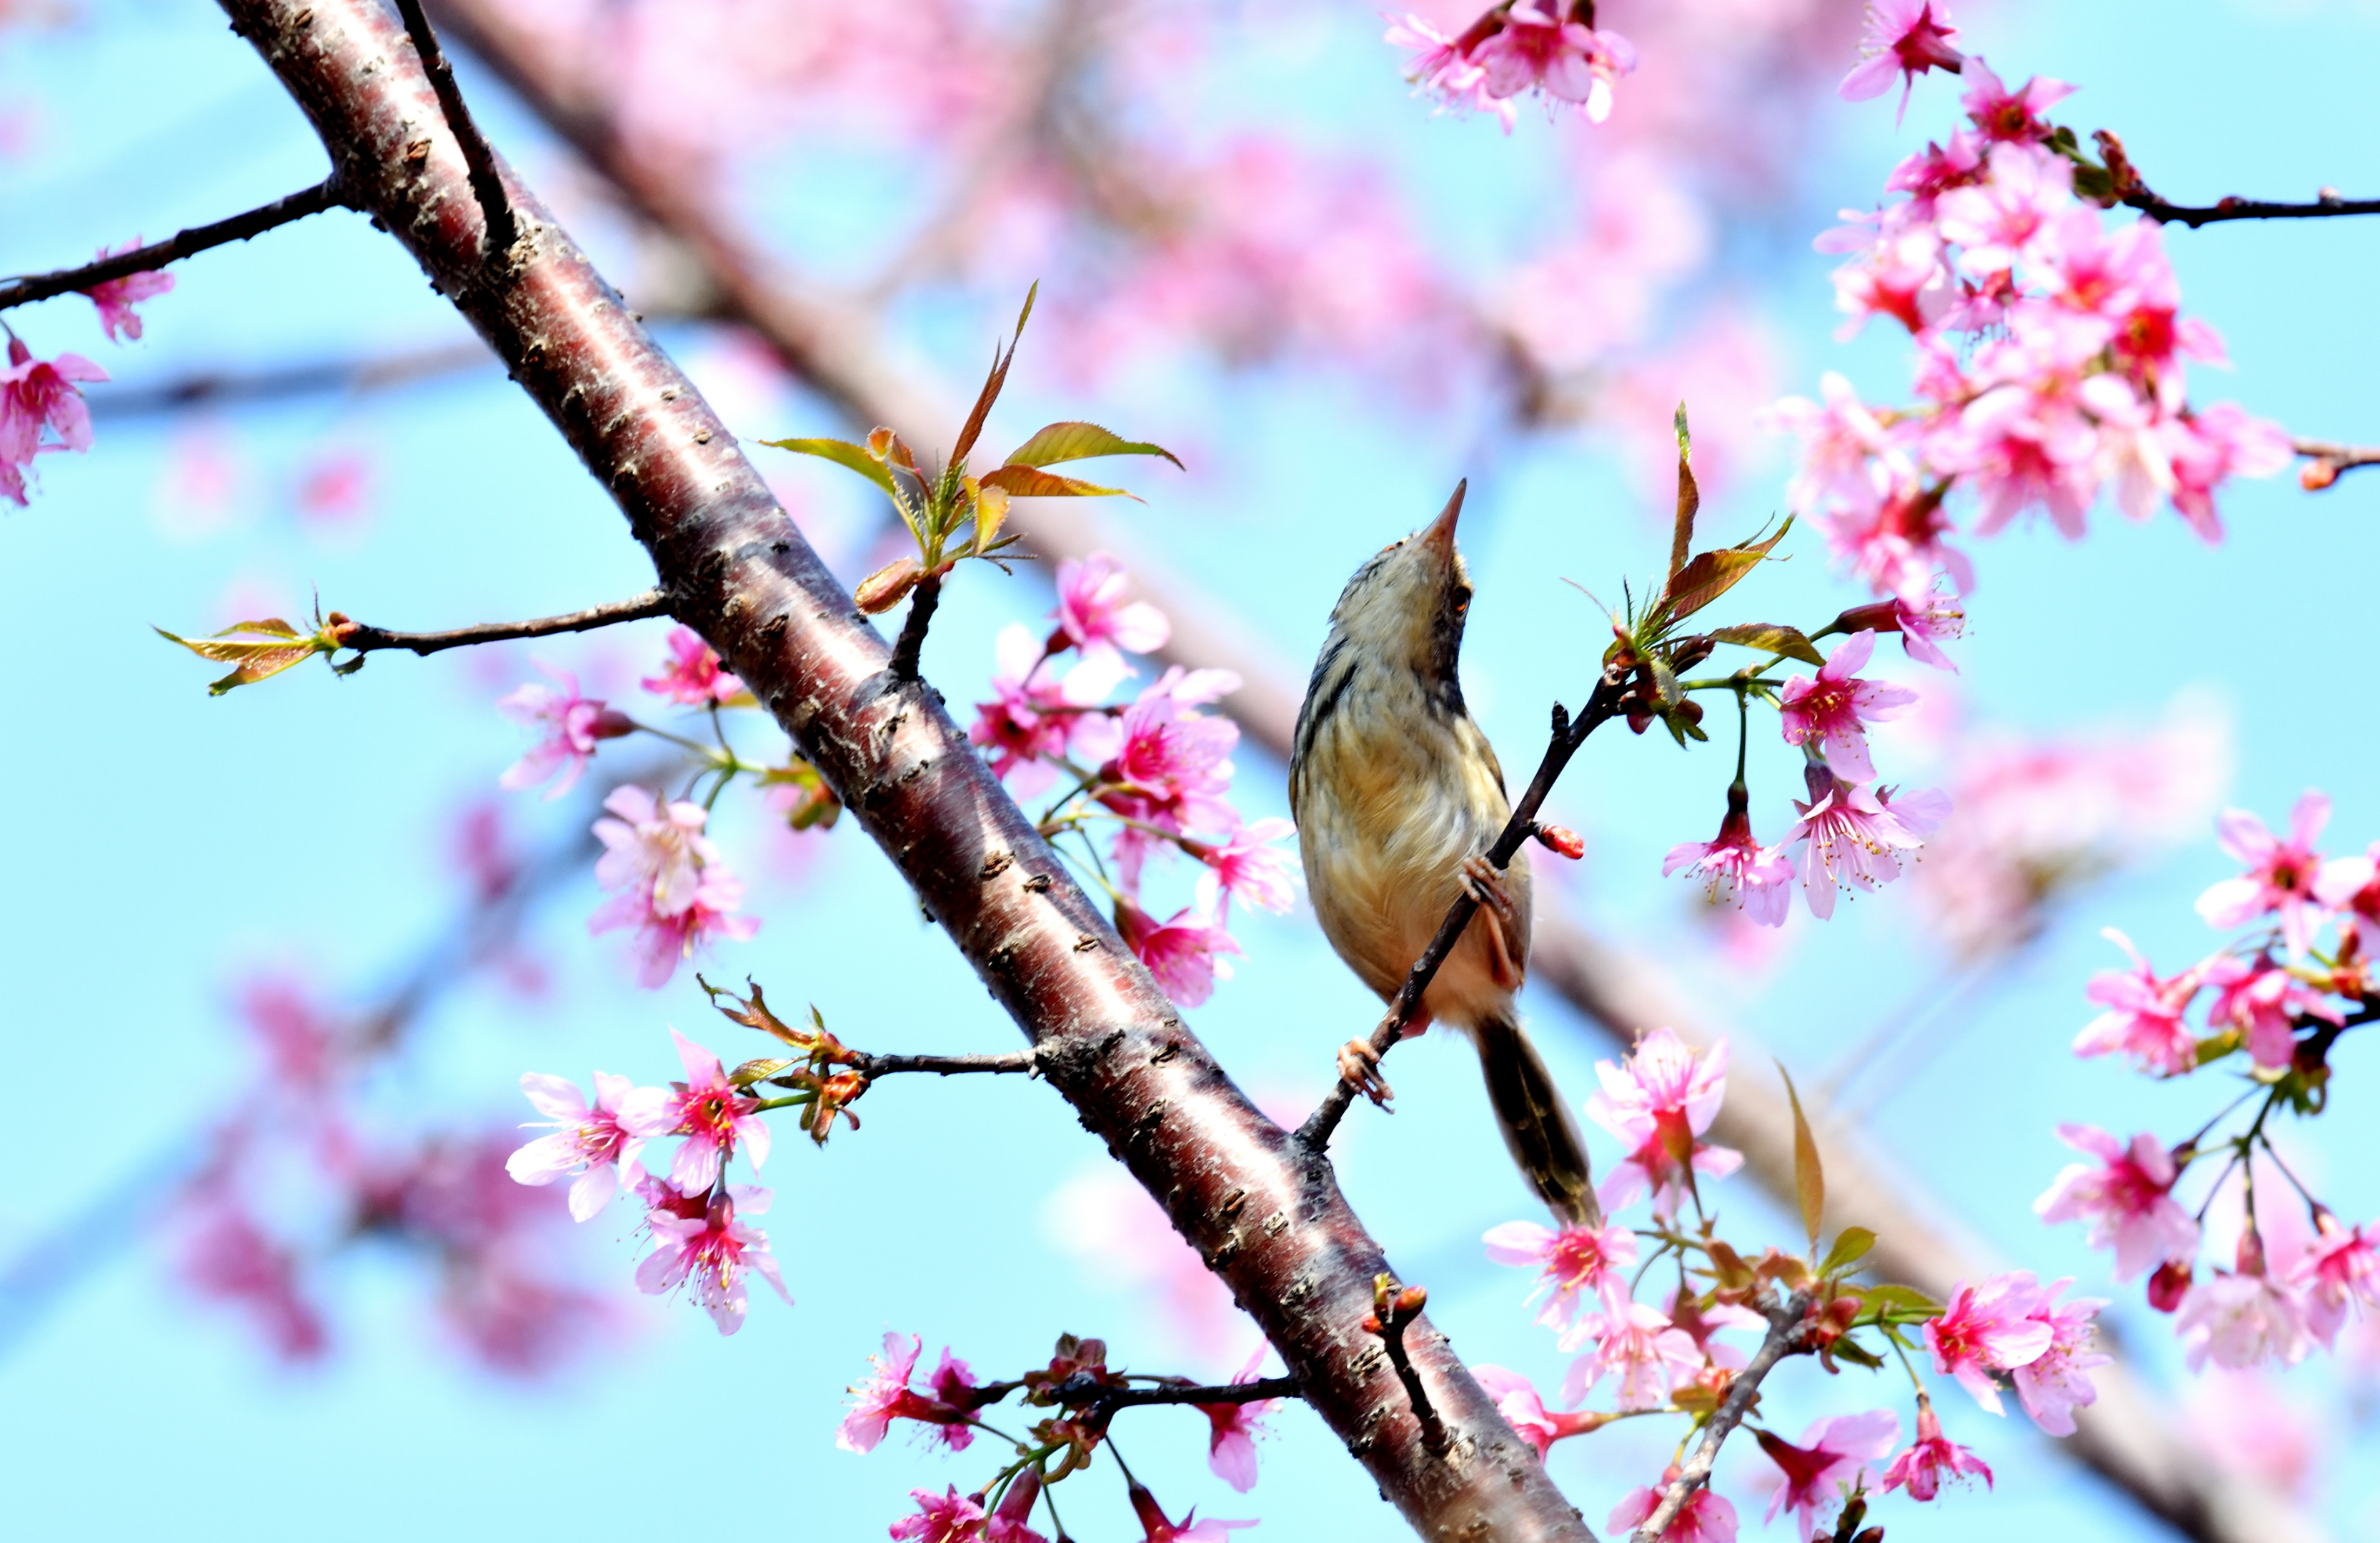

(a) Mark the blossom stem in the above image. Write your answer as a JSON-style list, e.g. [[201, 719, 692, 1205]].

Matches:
[[2256, 1135, 2322, 1218], [887, 569, 942, 682], [2124, 189, 2380, 229], [2294, 437, 2380, 486], [337, 589, 673, 656], [389, 0, 517, 256], [1628, 1290, 1814, 1543], [0, 178, 351, 314]]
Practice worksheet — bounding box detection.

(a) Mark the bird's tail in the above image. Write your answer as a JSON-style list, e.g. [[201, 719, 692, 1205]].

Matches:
[[1473, 1014, 1600, 1229]]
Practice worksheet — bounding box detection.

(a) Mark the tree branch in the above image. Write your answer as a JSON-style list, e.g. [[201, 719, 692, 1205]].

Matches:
[[335, 589, 673, 656], [224, 6, 1590, 1538], [1300, 672, 1625, 1150], [389, 0, 515, 256], [1629, 1291, 1811, 1543], [0, 179, 348, 314], [2294, 436, 2380, 489], [852, 1047, 1039, 1078], [2124, 188, 2380, 229], [1053, 1372, 1303, 1413], [887, 569, 941, 682]]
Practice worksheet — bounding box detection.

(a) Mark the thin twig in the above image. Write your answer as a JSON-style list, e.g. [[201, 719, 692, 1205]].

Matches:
[[337, 589, 672, 656], [1629, 1291, 1813, 1543], [1365, 1277, 1447, 1455], [2124, 189, 2380, 229], [391, 0, 517, 256], [0, 179, 347, 314], [1297, 667, 1628, 1150], [2294, 436, 2380, 489], [887, 570, 942, 682], [1051, 1372, 1302, 1414], [852, 1047, 1039, 1078]]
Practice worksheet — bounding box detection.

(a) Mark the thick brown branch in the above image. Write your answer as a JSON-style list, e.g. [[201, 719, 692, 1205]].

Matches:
[[1300, 674, 1625, 1149], [337, 589, 672, 656], [1628, 1292, 1811, 1543], [225, 6, 1590, 1538], [2124, 189, 2380, 229], [0, 179, 347, 313], [389, 0, 514, 256]]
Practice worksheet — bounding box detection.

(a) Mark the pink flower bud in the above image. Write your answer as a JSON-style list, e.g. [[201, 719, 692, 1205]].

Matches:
[[1535, 824, 1586, 859], [2147, 1259, 2192, 1312]]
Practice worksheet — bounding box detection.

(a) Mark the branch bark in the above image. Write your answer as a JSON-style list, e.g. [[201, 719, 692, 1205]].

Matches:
[[221, 4, 1589, 1537], [337, 589, 672, 656], [2124, 189, 2380, 229], [0, 179, 348, 313]]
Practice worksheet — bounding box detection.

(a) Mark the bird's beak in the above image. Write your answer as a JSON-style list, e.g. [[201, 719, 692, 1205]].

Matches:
[[1420, 479, 1465, 560]]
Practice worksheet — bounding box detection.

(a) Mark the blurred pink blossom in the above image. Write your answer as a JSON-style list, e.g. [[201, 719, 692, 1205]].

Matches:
[[588, 787, 758, 987], [1192, 819, 1299, 921], [2034, 1124, 2199, 1281], [642, 625, 745, 706], [1052, 553, 1169, 674], [2012, 1279, 2108, 1435], [1838, 0, 1963, 121], [79, 241, 174, 341], [1561, 1298, 1703, 1409], [1470, 1365, 1603, 1459], [497, 665, 634, 799], [1608, 1479, 1736, 1543], [1115, 898, 1241, 1009]]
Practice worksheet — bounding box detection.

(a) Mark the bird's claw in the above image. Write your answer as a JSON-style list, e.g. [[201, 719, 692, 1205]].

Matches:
[[1460, 854, 1520, 930], [1338, 1037, 1395, 1108]]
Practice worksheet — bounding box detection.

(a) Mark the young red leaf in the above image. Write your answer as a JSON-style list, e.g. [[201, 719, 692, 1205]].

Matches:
[[1668, 401, 1698, 584], [1660, 518, 1793, 624], [978, 464, 1137, 500], [853, 556, 924, 614], [1708, 622, 1827, 666], [1778, 1061, 1826, 1252], [760, 436, 896, 496], [950, 281, 1039, 469], [1002, 421, 1184, 471]]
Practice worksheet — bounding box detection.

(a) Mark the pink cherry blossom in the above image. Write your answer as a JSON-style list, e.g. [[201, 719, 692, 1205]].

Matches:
[[1782, 764, 1949, 920], [2176, 1269, 2311, 1372], [588, 788, 757, 987], [497, 664, 634, 798], [1191, 819, 1298, 920], [2073, 929, 2210, 1076], [1879, 1394, 1992, 1500], [504, 1070, 649, 1221], [1935, 141, 2073, 281], [1826, 221, 1950, 339], [1583, 1028, 1743, 1217], [0, 338, 106, 504], [1470, 4, 1637, 124], [968, 622, 1131, 798], [2314, 839, 2380, 948], [1958, 58, 2074, 144], [1470, 1365, 1604, 1459], [1924, 1270, 2053, 1414], [1052, 553, 1170, 671], [1098, 666, 1245, 884], [1891, 590, 1966, 670], [1663, 802, 1793, 927], [1766, 372, 1911, 516], [890, 1487, 987, 1543], [641, 625, 745, 705], [1757, 1409, 1899, 1543], [1560, 1298, 1703, 1409], [1127, 1483, 1255, 1543], [1482, 1218, 1640, 1342], [1778, 630, 1918, 783], [1195, 1346, 1278, 1492], [80, 242, 176, 341], [1661, 1285, 1766, 1372], [839, 1332, 979, 1454], [1609, 1479, 1737, 1543], [2163, 403, 2293, 543], [2033, 1123, 2199, 1280], [634, 1185, 790, 1334], [2284, 1214, 2380, 1349], [1385, 14, 1514, 130], [1114, 898, 1242, 1008], [984, 1470, 1049, 1543], [617, 1027, 770, 1194], [2196, 792, 2334, 954], [2206, 958, 2339, 1069], [1838, 0, 1965, 123], [2011, 1279, 2109, 1435]]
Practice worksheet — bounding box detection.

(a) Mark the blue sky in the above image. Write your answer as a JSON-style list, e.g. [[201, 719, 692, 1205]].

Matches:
[[2, 1, 2377, 1539]]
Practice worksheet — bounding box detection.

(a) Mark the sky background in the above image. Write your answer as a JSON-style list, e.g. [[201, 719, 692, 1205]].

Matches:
[[3, 0, 2379, 1538]]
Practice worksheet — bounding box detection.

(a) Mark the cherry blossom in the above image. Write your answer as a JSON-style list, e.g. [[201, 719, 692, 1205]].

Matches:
[[1608, 1479, 1737, 1543], [984, 1470, 1049, 1543], [1583, 1028, 1743, 1217], [1385, 14, 1513, 129], [2206, 958, 2338, 1069], [504, 1070, 648, 1221], [1782, 764, 1949, 920], [1196, 1347, 1279, 1492], [1099, 666, 1245, 887], [1924, 1271, 2054, 1414], [1482, 1217, 1639, 1342], [840, 1332, 978, 1454], [2176, 1268, 2311, 1372], [1471, 4, 1636, 124], [635, 1185, 790, 1334], [0, 337, 106, 504], [1561, 1299, 1704, 1409], [640, 625, 745, 705], [80, 242, 176, 341], [1127, 1483, 1255, 1543], [588, 787, 757, 987], [2314, 839, 2380, 947], [1470, 1366, 1605, 1459], [889, 1487, 987, 1543], [1778, 631, 1918, 783], [2072, 929, 2208, 1076], [2196, 791, 2334, 955], [497, 665, 634, 798], [2284, 1214, 2380, 1349], [2164, 404, 2294, 542], [1958, 59, 2074, 144], [1756, 1409, 1899, 1542], [969, 623, 1130, 798], [2011, 1279, 2108, 1435], [1113, 898, 1242, 1008], [1190, 819, 1299, 920], [1838, 0, 1965, 121], [1663, 802, 1793, 927], [618, 1027, 770, 1194], [1052, 553, 1169, 672], [1660, 1285, 1766, 1372], [1879, 1394, 1991, 1500], [2034, 1124, 2199, 1280]]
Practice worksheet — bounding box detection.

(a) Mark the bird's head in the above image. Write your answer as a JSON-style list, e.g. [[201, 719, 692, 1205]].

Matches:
[[1323, 481, 1475, 686]]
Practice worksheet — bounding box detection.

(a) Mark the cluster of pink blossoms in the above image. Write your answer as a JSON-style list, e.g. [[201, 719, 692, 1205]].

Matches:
[[1386, 2, 1635, 131], [1665, 628, 1950, 926], [1771, 49, 2291, 606], [1922, 1270, 2106, 1434], [969, 554, 1296, 1008], [506, 1028, 790, 1334], [2039, 789, 2380, 1369]]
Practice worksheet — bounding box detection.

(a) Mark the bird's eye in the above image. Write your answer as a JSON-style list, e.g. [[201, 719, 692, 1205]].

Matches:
[[1453, 586, 1472, 614]]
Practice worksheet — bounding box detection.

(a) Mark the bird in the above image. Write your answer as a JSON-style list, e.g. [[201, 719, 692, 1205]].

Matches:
[[1288, 481, 1599, 1228]]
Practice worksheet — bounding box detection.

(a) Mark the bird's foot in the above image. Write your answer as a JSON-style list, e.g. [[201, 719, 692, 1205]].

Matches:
[[1460, 854, 1526, 990], [1338, 1036, 1395, 1109]]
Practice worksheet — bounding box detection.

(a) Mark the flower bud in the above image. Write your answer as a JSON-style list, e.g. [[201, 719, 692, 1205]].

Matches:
[[855, 556, 923, 614], [2301, 460, 2339, 491], [1534, 824, 1585, 859], [2146, 1259, 2191, 1312]]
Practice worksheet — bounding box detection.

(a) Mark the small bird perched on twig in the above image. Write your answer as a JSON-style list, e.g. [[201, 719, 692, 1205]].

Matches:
[[1289, 483, 1598, 1227]]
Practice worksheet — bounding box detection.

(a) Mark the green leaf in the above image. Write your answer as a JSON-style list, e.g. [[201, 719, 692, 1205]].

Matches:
[[155, 623, 334, 696], [1660, 519, 1793, 625], [1668, 402, 1697, 584], [1708, 622, 1826, 667], [1827, 1335, 1886, 1369], [1778, 1060, 1824, 1252], [979, 464, 1137, 500], [1004, 421, 1184, 471], [1819, 1226, 1876, 1279], [951, 281, 1039, 469], [730, 1057, 796, 1088], [1851, 1283, 1944, 1327], [760, 436, 897, 497]]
